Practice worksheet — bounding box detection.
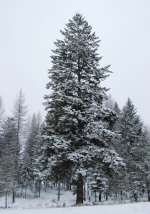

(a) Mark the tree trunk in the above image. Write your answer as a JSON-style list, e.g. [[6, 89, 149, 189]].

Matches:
[[99, 192, 101, 202], [21, 187, 23, 197], [87, 182, 90, 202], [69, 184, 72, 190], [106, 193, 108, 201], [58, 180, 61, 201], [76, 173, 83, 204], [39, 180, 41, 197], [5, 192, 7, 208], [83, 182, 86, 201], [121, 190, 123, 200], [34, 181, 37, 197], [12, 191, 15, 203], [133, 193, 138, 202], [115, 192, 117, 199], [25, 187, 26, 198], [66, 183, 70, 190], [148, 190, 150, 201], [95, 191, 97, 202]]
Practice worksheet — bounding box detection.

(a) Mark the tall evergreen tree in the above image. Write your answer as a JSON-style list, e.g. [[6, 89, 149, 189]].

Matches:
[[42, 14, 124, 204]]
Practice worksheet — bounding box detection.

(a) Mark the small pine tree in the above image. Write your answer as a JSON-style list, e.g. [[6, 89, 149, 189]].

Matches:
[[119, 98, 144, 201], [0, 117, 17, 206], [20, 113, 43, 196]]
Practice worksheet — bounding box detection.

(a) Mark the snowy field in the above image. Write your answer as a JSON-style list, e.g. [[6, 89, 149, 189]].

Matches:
[[0, 202, 150, 214], [0, 189, 149, 213], [0, 189, 76, 209]]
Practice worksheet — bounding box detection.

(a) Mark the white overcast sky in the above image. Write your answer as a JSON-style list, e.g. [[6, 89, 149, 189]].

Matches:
[[0, 0, 150, 124]]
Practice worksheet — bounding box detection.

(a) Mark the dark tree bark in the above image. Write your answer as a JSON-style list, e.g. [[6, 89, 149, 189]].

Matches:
[[105, 193, 108, 201], [5, 192, 8, 208], [83, 182, 86, 201], [76, 173, 83, 204], [21, 187, 23, 197], [25, 187, 27, 198], [120, 190, 123, 200], [39, 180, 41, 197], [12, 191, 15, 203], [94, 191, 97, 202], [133, 193, 138, 202], [148, 190, 150, 201], [58, 180, 61, 201], [69, 184, 72, 190], [99, 192, 101, 202], [115, 193, 118, 199]]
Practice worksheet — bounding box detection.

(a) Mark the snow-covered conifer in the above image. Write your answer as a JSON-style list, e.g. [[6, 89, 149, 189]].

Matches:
[[42, 13, 124, 204], [119, 98, 144, 201], [20, 113, 43, 196], [0, 117, 17, 206]]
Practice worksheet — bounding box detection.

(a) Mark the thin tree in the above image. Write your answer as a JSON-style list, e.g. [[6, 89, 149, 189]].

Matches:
[[12, 89, 27, 203]]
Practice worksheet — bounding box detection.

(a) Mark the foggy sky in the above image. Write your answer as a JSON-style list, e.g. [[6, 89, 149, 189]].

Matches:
[[0, 0, 150, 125]]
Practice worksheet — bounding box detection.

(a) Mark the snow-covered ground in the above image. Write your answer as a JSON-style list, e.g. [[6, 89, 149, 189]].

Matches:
[[0, 189, 149, 213], [0, 189, 76, 209], [0, 202, 150, 214]]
